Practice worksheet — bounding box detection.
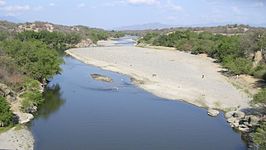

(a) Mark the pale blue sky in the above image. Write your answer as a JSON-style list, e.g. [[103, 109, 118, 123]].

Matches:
[[0, 0, 265, 29]]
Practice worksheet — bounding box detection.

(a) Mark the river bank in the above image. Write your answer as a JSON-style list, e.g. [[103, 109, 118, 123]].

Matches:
[[0, 126, 34, 150], [66, 46, 251, 111]]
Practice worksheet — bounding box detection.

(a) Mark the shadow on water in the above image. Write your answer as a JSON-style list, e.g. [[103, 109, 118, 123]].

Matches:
[[35, 84, 65, 120]]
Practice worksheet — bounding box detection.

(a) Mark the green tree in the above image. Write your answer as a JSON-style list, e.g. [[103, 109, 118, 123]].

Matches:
[[222, 56, 253, 75], [0, 96, 13, 127], [0, 40, 62, 81], [213, 36, 242, 62], [17, 31, 82, 51], [258, 32, 266, 52]]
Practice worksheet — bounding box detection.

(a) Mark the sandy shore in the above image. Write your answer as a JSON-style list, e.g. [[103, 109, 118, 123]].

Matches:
[[66, 46, 251, 110], [0, 126, 34, 150]]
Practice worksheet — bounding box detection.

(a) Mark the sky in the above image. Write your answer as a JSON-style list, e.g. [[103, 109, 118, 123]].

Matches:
[[0, 0, 265, 29]]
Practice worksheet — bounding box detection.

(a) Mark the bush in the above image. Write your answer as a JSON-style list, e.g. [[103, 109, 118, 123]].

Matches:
[[0, 96, 13, 127], [222, 56, 253, 75], [253, 88, 266, 105], [0, 56, 24, 89], [175, 39, 195, 51], [191, 39, 215, 55], [21, 91, 44, 112], [21, 78, 44, 112], [253, 64, 266, 80], [254, 122, 266, 150]]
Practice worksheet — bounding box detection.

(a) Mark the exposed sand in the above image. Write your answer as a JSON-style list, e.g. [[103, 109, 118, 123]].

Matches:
[[66, 46, 251, 110], [0, 126, 34, 150]]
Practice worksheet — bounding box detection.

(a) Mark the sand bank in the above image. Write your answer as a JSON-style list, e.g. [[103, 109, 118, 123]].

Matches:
[[66, 46, 251, 110]]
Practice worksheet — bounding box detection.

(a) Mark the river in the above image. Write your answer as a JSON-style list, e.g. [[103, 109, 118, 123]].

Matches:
[[29, 37, 247, 150]]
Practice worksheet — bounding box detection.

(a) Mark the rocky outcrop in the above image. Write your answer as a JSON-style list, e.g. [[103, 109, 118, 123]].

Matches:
[[208, 109, 220, 117], [90, 74, 113, 83], [225, 111, 261, 132], [253, 51, 263, 67], [75, 39, 95, 48], [0, 83, 16, 102], [130, 77, 145, 85], [17, 23, 54, 32]]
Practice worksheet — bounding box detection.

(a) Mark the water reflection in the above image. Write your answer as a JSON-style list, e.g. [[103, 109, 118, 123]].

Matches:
[[36, 84, 65, 119]]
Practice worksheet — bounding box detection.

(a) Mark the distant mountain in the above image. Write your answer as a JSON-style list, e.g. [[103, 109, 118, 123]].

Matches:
[[0, 16, 23, 23], [116, 23, 176, 31], [115, 22, 266, 31]]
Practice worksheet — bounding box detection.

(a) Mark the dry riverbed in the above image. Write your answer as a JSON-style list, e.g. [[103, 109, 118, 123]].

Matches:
[[66, 46, 251, 111]]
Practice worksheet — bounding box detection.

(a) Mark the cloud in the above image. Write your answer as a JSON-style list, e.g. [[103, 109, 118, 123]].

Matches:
[[232, 6, 241, 14], [168, 4, 183, 11], [33, 6, 43, 11], [127, 0, 160, 5], [77, 3, 86, 8], [103, 1, 126, 7], [1, 5, 30, 16], [49, 3, 55, 7], [0, 0, 6, 6], [163, 1, 183, 12], [166, 16, 177, 21], [254, 2, 264, 7]]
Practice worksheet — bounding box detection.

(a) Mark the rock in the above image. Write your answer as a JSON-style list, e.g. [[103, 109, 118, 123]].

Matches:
[[225, 111, 235, 119], [75, 39, 93, 48], [238, 125, 250, 132], [226, 111, 245, 119], [16, 113, 34, 124], [90, 74, 113, 83], [0, 83, 17, 102], [208, 109, 220, 117], [227, 117, 238, 123], [231, 122, 239, 128], [245, 115, 260, 126], [233, 111, 245, 119], [130, 77, 145, 85], [25, 106, 38, 114], [6, 95, 16, 102], [0, 83, 11, 96]]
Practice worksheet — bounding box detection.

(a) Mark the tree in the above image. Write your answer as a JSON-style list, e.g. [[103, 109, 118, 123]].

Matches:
[[0, 40, 63, 81], [214, 36, 242, 62], [222, 56, 253, 75], [0, 96, 13, 127], [17, 31, 82, 51]]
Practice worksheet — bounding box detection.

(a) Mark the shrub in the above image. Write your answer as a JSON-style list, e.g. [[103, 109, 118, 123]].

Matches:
[[253, 64, 266, 80], [21, 91, 44, 112], [23, 78, 41, 92], [254, 122, 266, 150], [0, 56, 24, 90], [0, 96, 13, 127], [253, 88, 266, 105], [222, 56, 253, 75]]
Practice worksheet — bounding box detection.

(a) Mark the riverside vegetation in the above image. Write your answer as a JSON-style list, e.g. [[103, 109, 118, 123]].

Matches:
[[138, 27, 266, 149], [0, 21, 124, 130]]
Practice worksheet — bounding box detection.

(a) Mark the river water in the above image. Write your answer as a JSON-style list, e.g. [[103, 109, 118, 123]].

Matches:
[[29, 37, 247, 150]]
